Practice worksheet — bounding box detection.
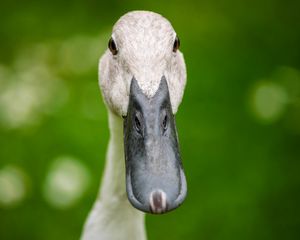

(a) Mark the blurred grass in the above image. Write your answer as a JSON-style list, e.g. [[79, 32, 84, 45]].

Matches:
[[0, 0, 300, 239]]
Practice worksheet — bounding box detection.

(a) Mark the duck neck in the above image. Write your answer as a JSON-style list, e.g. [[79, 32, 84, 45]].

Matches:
[[82, 110, 146, 240], [99, 110, 127, 201]]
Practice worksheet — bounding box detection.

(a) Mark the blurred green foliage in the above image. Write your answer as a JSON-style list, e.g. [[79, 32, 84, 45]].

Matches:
[[0, 0, 300, 239]]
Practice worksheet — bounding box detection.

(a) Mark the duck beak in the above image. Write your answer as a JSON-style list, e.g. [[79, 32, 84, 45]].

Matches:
[[123, 76, 187, 214]]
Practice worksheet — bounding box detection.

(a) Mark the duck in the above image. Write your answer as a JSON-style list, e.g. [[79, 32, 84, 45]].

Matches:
[[81, 10, 187, 240]]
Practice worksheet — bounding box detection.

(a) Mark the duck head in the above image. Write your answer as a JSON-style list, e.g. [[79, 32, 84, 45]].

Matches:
[[99, 11, 187, 214]]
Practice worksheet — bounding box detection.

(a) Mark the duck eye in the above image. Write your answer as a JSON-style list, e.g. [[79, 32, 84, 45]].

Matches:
[[108, 37, 118, 55], [173, 36, 180, 52]]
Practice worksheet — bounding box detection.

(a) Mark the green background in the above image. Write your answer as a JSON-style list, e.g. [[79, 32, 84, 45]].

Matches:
[[0, 0, 300, 239]]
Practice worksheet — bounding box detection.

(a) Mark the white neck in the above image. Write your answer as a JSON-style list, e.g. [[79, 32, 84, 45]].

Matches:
[[81, 110, 146, 240]]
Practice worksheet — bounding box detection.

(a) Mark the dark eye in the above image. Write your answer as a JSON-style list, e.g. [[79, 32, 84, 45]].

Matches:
[[173, 36, 180, 52], [108, 37, 118, 55]]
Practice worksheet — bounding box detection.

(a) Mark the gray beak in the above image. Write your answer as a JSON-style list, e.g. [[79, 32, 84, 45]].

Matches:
[[123, 76, 187, 214]]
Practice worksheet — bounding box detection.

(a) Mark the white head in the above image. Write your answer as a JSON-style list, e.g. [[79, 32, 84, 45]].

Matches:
[[99, 10, 186, 116]]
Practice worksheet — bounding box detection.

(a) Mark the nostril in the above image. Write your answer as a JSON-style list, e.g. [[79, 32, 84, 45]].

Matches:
[[149, 190, 167, 214], [162, 114, 168, 131], [134, 112, 143, 135]]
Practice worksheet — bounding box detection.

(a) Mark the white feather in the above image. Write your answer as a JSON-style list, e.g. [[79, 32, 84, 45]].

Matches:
[[99, 10, 187, 116]]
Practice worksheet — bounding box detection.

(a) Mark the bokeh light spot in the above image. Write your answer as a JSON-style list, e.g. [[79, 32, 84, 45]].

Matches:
[[43, 156, 91, 209], [250, 81, 288, 123], [0, 166, 28, 208], [0, 63, 68, 129]]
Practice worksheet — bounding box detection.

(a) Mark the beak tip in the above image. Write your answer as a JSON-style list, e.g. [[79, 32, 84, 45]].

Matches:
[[149, 190, 167, 214]]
